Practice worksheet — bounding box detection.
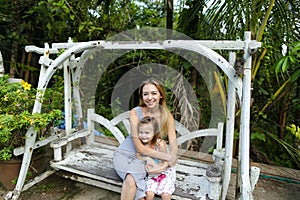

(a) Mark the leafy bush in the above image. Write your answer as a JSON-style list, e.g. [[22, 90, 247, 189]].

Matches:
[[0, 75, 63, 161]]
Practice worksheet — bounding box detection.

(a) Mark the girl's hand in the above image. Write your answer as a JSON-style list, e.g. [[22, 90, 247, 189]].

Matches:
[[145, 162, 168, 175], [145, 157, 156, 166]]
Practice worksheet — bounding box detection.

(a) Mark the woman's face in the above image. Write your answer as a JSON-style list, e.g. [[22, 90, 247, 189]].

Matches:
[[142, 83, 162, 109]]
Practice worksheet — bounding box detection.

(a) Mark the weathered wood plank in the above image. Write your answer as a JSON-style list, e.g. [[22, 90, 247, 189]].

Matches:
[[93, 137, 300, 188], [51, 141, 213, 199]]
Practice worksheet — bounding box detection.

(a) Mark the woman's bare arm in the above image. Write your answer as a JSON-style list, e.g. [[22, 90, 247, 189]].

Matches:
[[136, 152, 157, 166], [167, 113, 178, 167]]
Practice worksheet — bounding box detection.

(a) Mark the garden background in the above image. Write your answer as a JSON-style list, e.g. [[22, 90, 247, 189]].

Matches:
[[0, 0, 299, 170]]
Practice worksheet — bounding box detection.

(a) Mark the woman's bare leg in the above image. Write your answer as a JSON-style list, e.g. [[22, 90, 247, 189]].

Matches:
[[121, 174, 136, 200]]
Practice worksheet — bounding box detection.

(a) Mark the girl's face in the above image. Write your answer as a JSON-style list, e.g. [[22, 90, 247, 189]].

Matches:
[[142, 83, 161, 109], [138, 123, 155, 145]]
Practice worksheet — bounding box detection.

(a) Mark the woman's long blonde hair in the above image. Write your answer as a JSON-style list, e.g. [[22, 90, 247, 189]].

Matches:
[[138, 78, 171, 140]]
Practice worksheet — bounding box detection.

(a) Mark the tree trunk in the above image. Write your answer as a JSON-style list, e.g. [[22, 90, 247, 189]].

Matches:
[[25, 52, 32, 82], [278, 95, 289, 139], [9, 42, 18, 78], [9, 0, 21, 78], [296, 78, 300, 124], [165, 0, 173, 64], [166, 0, 173, 32], [19, 50, 26, 79]]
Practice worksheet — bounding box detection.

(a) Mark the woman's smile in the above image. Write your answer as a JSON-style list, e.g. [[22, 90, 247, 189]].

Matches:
[[142, 83, 161, 109]]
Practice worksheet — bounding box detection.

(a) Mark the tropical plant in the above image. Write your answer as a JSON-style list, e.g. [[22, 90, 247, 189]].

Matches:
[[0, 75, 63, 161], [176, 0, 299, 168]]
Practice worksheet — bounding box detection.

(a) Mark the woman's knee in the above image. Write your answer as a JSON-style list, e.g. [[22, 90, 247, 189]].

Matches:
[[124, 174, 136, 187]]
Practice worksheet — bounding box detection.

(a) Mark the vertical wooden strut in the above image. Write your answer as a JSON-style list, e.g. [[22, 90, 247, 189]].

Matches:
[[238, 31, 253, 200], [7, 44, 51, 200], [221, 52, 237, 200]]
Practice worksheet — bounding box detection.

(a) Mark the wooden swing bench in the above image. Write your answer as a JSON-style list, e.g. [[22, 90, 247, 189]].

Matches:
[[7, 33, 262, 200], [50, 108, 224, 200]]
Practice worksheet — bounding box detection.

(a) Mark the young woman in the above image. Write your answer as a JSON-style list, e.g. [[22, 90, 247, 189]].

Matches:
[[113, 78, 178, 200], [136, 116, 176, 200]]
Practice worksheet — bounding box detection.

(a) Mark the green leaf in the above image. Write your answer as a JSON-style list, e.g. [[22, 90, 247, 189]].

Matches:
[[292, 44, 300, 52], [79, 24, 84, 32], [289, 55, 296, 63], [282, 57, 289, 73], [259, 87, 269, 95], [275, 58, 284, 74], [251, 132, 266, 142], [293, 41, 300, 48], [290, 69, 300, 82]]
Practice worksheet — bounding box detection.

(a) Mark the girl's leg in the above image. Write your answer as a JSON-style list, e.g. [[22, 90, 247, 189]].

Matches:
[[121, 174, 137, 200], [161, 193, 172, 200], [145, 191, 155, 200]]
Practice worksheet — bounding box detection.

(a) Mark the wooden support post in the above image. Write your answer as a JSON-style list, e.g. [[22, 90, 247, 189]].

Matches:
[[221, 52, 237, 200], [238, 31, 253, 200], [250, 166, 260, 192], [71, 59, 84, 129], [64, 61, 72, 153], [52, 146, 63, 161], [216, 122, 224, 150], [207, 176, 222, 200], [0, 51, 4, 75]]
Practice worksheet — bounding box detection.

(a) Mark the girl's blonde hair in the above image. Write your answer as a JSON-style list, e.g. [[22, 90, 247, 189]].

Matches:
[[138, 78, 171, 140], [138, 116, 160, 147]]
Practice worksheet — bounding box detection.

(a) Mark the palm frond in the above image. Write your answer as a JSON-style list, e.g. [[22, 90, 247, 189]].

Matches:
[[265, 131, 300, 169], [172, 73, 199, 131]]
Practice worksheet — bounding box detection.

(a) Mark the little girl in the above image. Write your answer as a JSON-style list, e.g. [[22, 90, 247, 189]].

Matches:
[[136, 116, 176, 200]]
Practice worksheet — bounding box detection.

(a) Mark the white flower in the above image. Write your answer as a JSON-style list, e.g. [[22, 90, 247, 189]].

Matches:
[[281, 43, 287, 56]]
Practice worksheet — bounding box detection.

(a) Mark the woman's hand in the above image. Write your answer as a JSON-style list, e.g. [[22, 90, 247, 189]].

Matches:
[[168, 153, 177, 167], [145, 161, 168, 175]]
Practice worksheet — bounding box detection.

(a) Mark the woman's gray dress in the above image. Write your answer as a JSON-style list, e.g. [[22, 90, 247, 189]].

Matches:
[[113, 107, 146, 200]]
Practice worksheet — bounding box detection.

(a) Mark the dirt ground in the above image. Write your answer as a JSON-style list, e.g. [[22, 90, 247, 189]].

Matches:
[[1, 172, 299, 200]]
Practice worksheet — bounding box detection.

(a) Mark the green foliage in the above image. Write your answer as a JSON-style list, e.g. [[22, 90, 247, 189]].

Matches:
[[286, 124, 300, 140], [275, 41, 300, 80], [265, 131, 300, 169], [177, 0, 299, 169], [0, 147, 12, 161], [0, 75, 64, 161], [251, 131, 266, 142]]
